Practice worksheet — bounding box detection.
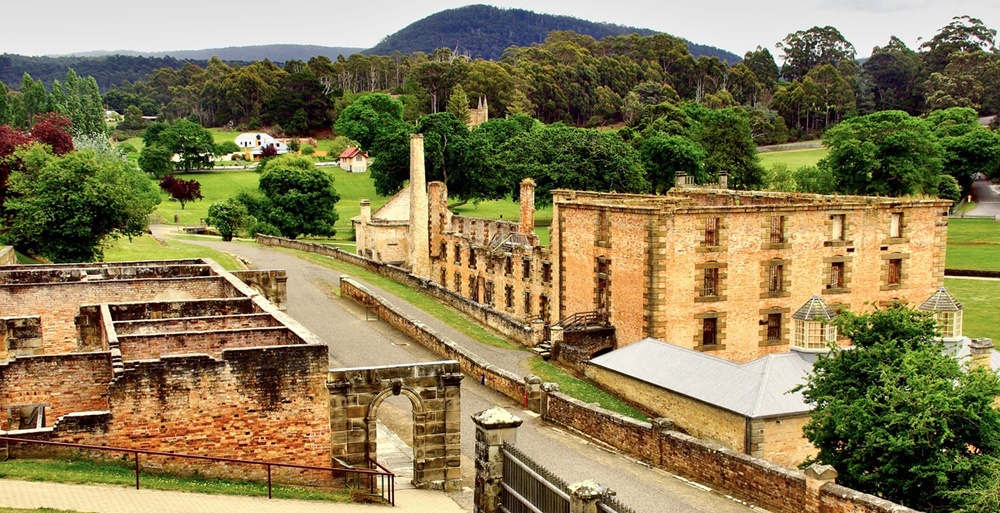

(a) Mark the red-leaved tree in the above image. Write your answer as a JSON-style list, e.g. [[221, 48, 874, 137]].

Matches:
[[0, 125, 34, 209], [159, 175, 204, 209], [30, 114, 75, 155]]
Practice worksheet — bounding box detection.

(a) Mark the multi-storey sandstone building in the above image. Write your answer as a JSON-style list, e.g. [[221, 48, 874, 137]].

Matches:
[[355, 134, 951, 363]]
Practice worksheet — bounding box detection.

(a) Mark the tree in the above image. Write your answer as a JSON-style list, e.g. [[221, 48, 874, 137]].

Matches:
[[2, 146, 160, 262], [155, 120, 216, 172], [639, 132, 706, 193], [138, 144, 173, 177], [793, 165, 836, 194], [446, 84, 471, 124], [206, 198, 253, 241], [798, 306, 1000, 512], [777, 26, 857, 81], [29, 113, 74, 155], [159, 175, 203, 209], [863, 37, 920, 113], [693, 106, 765, 190], [820, 110, 942, 196], [334, 93, 406, 150], [257, 162, 339, 239]]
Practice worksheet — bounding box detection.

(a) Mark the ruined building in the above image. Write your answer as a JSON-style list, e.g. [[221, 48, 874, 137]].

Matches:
[[355, 134, 952, 363]]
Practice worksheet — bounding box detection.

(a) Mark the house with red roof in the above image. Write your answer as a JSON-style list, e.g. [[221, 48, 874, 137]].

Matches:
[[338, 147, 369, 173]]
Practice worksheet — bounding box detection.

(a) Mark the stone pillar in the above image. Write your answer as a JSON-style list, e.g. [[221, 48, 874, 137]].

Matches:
[[530, 318, 546, 345], [409, 134, 431, 279], [441, 372, 465, 492], [569, 480, 611, 513], [357, 199, 371, 256], [472, 407, 523, 513], [970, 338, 994, 371], [540, 382, 559, 419], [519, 178, 536, 237], [427, 181, 448, 259], [524, 375, 543, 413], [804, 463, 837, 513], [718, 171, 729, 189]]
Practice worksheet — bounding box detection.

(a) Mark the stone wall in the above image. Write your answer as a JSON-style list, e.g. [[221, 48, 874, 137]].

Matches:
[[340, 277, 532, 406], [0, 353, 112, 427], [97, 345, 333, 483], [231, 269, 288, 310], [259, 234, 544, 346], [0, 316, 43, 359], [113, 314, 281, 335], [0, 246, 15, 265], [0, 277, 236, 353], [115, 327, 300, 361]]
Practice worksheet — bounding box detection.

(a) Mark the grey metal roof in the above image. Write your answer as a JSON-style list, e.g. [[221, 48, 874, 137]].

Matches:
[[918, 287, 963, 312], [792, 295, 836, 321], [588, 339, 814, 418]]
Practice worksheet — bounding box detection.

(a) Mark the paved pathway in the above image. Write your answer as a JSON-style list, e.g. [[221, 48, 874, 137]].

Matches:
[[2, 226, 757, 513], [968, 177, 1000, 217], [0, 479, 465, 513]]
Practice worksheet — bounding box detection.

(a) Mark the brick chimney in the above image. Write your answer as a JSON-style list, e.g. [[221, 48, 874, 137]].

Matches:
[[408, 134, 430, 279], [970, 338, 994, 371], [519, 178, 536, 237]]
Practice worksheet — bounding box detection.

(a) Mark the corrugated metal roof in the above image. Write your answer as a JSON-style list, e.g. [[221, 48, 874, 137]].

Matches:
[[588, 339, 813, 418], [919, 287, 963, 312]]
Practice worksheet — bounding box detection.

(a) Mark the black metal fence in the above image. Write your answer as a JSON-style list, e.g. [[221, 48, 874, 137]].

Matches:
[[501, 441, 570, 513]]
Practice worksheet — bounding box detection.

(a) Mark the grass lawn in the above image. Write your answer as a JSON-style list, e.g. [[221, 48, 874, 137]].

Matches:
[[945, 218, 1000, 271], [152, 171, 261, 226], [943, 277, 1000, 341], [529, 358, 647, 421], [0, 458, 349, 503], [102, 233, 242, 270], [758, 147, 828, 170]]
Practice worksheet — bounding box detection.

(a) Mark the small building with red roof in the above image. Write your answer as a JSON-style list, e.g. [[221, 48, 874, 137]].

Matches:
[[338, 147, 369, 173]]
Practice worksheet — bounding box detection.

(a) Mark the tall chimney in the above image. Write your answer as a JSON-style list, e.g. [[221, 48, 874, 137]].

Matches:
[[519, 178, 536, 237], [970, 338, 994, 371], [409, 134, 431, 279], [358, 199, 371, 256]]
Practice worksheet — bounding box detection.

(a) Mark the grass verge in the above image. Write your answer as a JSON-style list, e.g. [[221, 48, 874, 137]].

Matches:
[[272, 246, 518, 350], [529, 358, 647, 421], [945, 218, 1000, 271], [102, 233, 242, 270], [943, 277, 1000, 341], [0, 458, 349, 502], [758, 147, 828, 170]]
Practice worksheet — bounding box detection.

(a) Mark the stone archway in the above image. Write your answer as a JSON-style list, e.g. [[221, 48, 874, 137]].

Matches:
[[327, 360, 463, 491]]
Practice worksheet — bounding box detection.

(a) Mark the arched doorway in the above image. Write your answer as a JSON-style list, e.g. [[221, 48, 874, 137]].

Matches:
[[327, 361, 463, 491]]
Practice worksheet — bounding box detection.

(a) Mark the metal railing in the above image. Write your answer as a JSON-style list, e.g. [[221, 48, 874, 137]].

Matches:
[[0, 436, 395, 506], [501, 441, 570, 513]]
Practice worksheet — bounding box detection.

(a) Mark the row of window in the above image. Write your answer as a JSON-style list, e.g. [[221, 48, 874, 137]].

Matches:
[[440, 268, 551, 319], [700, 257, 903, 299], [441, 242, 552, 283], [698, 312, 837, 349], [701, 212, 905, 248]]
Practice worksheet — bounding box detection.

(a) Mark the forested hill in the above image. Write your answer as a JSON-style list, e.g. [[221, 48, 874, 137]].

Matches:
[[0, 44, 363, 92], [367, 4, 741, 63], [66, 45, 364, 63], [0, 54, 215, 92]]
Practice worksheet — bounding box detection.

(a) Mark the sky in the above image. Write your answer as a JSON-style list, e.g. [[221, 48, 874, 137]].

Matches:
[[4, 0, 999, 59]]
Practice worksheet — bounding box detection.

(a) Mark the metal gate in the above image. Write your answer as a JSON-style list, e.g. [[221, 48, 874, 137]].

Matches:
[[501, 442, 570, 513]]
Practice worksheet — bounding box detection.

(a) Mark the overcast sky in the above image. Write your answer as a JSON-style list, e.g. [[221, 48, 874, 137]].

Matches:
[[4, 0, 998, 59]]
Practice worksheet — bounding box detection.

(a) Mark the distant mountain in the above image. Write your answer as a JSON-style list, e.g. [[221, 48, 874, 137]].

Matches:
[[367, 4, 740, 63], [0, 54, 211, 92], [62, 44, 364, 63]]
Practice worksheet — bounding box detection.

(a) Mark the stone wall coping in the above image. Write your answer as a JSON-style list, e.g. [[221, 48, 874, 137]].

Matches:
[[471, 406, 523, 428], [116, 326, 291, 339], [329, 360, 460, 374], [821, 483, 922, 513]]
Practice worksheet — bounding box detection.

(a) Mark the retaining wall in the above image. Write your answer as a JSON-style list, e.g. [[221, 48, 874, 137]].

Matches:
[[258, 235, 542, 346]]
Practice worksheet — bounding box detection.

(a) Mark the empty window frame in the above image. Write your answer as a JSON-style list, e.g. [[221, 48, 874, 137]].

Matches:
[[769, 215, 786, 244], [704, 217, 720, 247]]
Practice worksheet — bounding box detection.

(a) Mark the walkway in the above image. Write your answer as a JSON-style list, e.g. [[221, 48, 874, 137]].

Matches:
[[968, 176, 1000, 217], [0, 479, 465, 513]]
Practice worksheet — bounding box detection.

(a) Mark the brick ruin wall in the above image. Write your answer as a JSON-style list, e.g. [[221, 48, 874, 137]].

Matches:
[[0, 352, 113, 428], [259, 234, 544, 346], [10, 345, 334, 485], [342, 274, 917, 513], [1, 277, 238, 354], [230, 269, 288, 310], [115, 327, 300, 361]]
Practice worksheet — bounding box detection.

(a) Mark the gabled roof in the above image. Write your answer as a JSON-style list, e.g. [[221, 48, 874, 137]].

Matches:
[[351, 185, 411, 223], [589, 339, 815, 418], [792, 295, 837, 321], [338, 147, 367, 159], [919, 287, 963, 312]]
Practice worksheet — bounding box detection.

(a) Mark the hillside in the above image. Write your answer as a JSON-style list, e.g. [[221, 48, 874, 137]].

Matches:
[[367, 4, 740, 63], [64, 44, 364, 63], [0, 54, 213, 92]]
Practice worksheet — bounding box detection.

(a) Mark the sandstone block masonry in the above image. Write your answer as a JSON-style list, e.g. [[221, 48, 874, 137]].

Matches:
[[0, 256, 336, 485]]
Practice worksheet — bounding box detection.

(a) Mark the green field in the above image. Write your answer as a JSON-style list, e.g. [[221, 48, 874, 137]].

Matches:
[[945, 218, 1000, 270], [758, 147, 828, 170], [943, 277, 1000, 341], [102, 233, 242, 270]]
